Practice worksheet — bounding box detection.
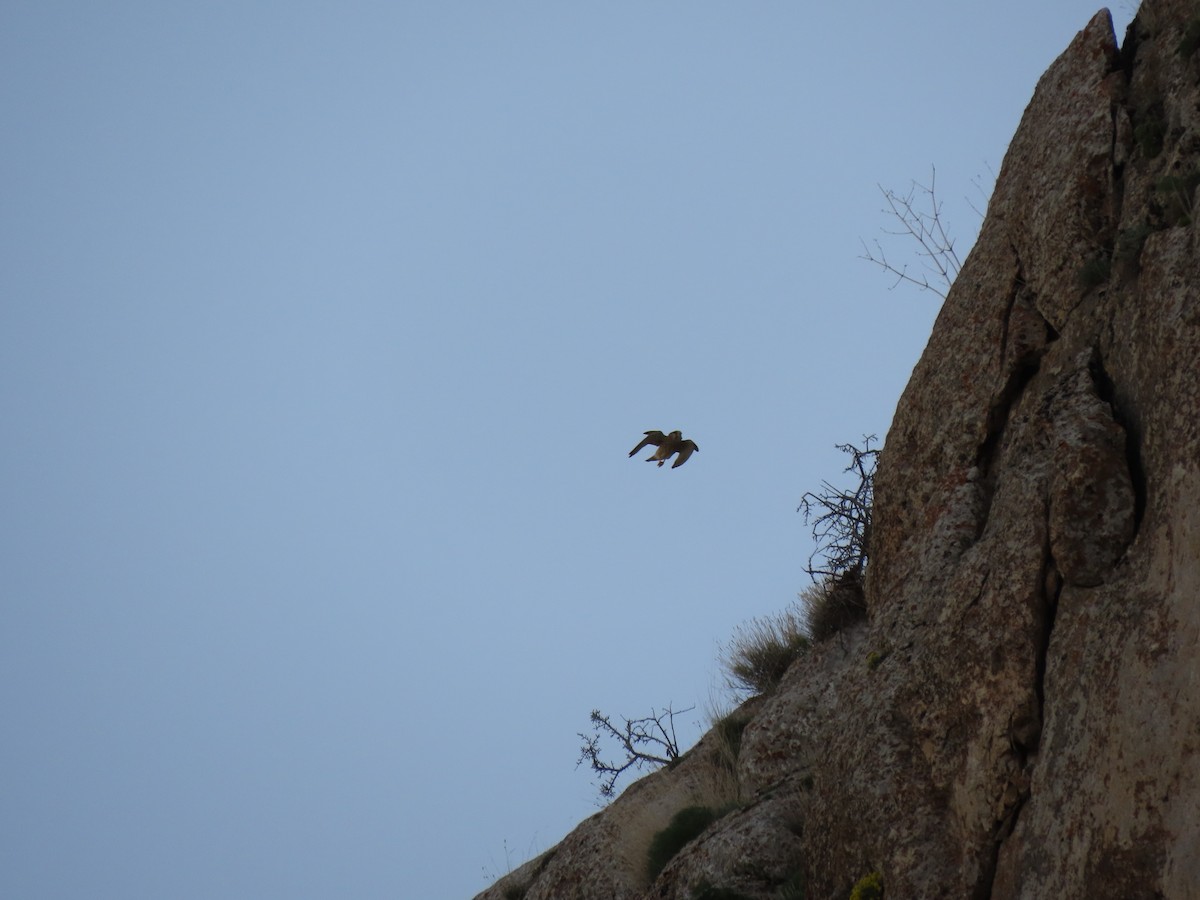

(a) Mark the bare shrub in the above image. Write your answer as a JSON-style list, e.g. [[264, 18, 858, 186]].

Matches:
[[797, 436, 878, 584], [860, 166, 964, 299], [577, 704, 693, 800]]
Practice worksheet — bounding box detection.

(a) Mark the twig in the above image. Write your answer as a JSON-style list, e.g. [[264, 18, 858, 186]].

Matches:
[[860, 166, 963, 299]]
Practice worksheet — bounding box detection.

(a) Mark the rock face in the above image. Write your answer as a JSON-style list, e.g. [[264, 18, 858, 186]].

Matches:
[[477, 3, 1200, 897]]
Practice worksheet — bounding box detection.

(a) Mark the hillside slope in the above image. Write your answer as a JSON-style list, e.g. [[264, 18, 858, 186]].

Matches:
[[478, 3, 1200, 896]]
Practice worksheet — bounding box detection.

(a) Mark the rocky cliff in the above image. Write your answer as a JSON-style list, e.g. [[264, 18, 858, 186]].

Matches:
[[477, 3, 1200, 897]]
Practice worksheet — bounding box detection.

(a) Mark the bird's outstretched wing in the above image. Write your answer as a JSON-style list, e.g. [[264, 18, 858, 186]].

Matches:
[[671, 440, 699, 468], [629, 430, 666, 457]]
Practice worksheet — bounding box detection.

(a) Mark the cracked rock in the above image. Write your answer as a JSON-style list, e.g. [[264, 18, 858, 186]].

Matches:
[[1048, 359, 1138, 586]]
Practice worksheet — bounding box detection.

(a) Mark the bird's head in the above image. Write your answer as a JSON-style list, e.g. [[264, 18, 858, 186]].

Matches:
[[668, 430, 682, 439]]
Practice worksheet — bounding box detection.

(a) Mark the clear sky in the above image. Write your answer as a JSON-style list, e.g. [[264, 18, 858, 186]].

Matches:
[[1, 3, 1135, 898]]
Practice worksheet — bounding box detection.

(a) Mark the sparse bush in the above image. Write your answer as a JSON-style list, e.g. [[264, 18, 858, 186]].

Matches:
[[794, 437, 876, 642], [720, 606, 810, 696], [577, 704, 693, 800], [860, 167, 964, 299], [711, 710, 752, 769], [646, 806, 720, 881], [799, 572, 868, 642], [849, 871, 884, 900], [691, 700, 750, 808], [797, 436, 878, 584]]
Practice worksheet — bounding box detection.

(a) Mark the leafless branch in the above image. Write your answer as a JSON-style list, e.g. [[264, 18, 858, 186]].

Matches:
[[966, 163, 997, 221], [797, 436, 878, 583], [860, 166, 963, 299], [576, 704, 694, 800]]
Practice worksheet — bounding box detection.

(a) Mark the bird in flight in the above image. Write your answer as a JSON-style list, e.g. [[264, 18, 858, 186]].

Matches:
[[628, 430, 700, 469]]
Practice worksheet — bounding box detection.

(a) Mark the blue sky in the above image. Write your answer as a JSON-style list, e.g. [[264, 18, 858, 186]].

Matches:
[[1, 3, 1134, 898]]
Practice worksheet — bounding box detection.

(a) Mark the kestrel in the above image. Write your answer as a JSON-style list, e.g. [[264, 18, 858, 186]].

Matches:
[[628, 430, 700, 469]]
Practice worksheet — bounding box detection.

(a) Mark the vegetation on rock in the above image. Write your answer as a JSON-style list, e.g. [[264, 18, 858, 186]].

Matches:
[[849, 870, 884, 899], [645, 805, 722, 881], [576, 704, 692, 799], [720, 606, 809, 696]]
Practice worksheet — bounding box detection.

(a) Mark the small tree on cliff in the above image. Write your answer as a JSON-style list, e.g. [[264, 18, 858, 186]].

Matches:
[[796, 436, 878, 639], [797, 435, 878, 583], [576, 704, 693, 800]]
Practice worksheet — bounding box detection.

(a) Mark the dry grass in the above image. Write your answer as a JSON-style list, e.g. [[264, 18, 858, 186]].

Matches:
[[720, 606, 809, 697], [611, 737, 744, 887], [800, 573, 868, 642]]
